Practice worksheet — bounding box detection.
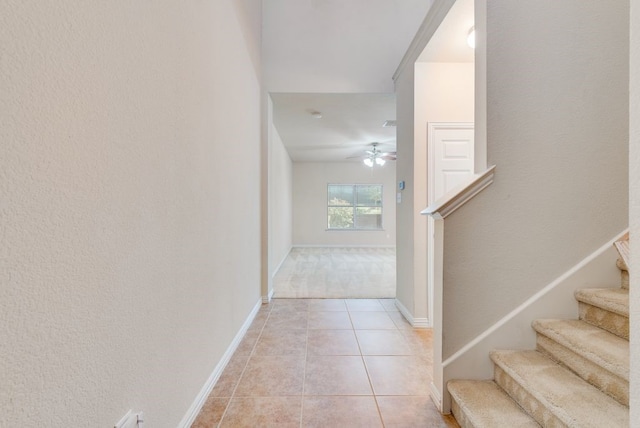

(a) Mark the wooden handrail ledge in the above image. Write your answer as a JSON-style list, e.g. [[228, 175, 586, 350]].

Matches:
[[421, 165, 496, 220]]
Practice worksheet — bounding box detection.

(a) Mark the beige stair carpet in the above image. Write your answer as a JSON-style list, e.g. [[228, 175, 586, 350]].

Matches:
[[448, 235, 630, 427], [491, 350, 628, 428], [448, 380, 539, 428]]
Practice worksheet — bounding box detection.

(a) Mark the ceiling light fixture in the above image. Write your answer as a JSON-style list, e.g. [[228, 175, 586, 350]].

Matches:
[[311, 111, 322, 119], [362, 143, 391, 168], [467, 26, 476, 49]]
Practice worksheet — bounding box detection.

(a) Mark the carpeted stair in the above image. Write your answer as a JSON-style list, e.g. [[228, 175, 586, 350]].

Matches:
[[448, 236, 630, 427]]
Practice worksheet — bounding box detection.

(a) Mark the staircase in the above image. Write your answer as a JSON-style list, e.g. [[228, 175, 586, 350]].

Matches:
[[448, 235, 630, 427]]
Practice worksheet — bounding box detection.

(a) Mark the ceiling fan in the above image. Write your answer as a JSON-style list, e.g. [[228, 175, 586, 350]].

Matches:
[[348, 142, 397, 167]]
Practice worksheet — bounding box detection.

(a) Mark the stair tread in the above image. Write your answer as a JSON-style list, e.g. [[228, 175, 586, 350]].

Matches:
[[448, 380, 540, 428], [532, 319, 629, 379], [490, 350, 628, 427], [575, 287, 629, 317]]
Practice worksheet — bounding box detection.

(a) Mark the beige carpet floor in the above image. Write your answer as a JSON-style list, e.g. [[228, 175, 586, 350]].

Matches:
[[273, 247, 396, 298]]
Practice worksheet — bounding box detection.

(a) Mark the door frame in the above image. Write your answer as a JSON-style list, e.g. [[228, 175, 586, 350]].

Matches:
[[427, 122, 474, 326]]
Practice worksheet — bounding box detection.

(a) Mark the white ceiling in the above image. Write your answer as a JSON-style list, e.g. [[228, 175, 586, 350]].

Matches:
[[263, 0, 474, 163], [271, 93, 397, 162], [418, 0, 475, 63], [262, 0, 434, 93]]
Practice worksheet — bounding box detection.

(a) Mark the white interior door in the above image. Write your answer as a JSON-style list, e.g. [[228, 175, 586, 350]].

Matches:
[[429, 123, 475, 203]]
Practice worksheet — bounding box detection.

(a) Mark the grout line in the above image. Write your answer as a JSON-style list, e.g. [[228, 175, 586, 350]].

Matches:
[[300, 305, 309, 428], [353, 316, 388, 427], [349, 306, 383, 424], [216, 303, 272, 427]]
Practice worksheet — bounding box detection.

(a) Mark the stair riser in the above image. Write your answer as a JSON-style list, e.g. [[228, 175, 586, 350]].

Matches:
[[616, 257, 629, 288], [448, 380, 542, 428], [578, 303, 629, 339], [450, 397, 473, 428], [621, 270, 629, 290], [536, 334, 629, 406], [494, 366, 565, 427]]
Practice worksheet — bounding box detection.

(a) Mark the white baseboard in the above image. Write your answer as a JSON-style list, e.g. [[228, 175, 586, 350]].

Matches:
[[395, 298, 431, 328], [438, 230, 627, 413], [178, 298, 262, 428], [262, 288, 274, 304], [292, 244, 396, 248], [429, 381, 443, 413]]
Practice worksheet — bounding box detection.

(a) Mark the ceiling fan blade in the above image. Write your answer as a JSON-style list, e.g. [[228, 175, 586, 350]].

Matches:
[[380, 154, 396, 160]]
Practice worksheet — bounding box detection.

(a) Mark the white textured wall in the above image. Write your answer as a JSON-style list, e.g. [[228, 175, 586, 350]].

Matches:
[[442, 0, 629, 358], [0, 1, 262, 426], [395, 67, 417, 310], [292, 162, 396, 246], [269, 125, 293, 276], [630, 0, 640, 421]]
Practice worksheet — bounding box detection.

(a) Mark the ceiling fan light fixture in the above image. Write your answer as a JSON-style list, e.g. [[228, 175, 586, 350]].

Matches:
[[363, 158, 374, 167], [375, 157, 386, 166]]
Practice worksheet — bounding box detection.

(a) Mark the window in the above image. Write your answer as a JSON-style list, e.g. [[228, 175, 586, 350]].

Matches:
[[327, 184, 383, 230]]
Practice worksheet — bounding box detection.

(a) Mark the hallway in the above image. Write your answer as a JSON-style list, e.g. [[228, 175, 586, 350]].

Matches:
[[192, 298, 458, 427]]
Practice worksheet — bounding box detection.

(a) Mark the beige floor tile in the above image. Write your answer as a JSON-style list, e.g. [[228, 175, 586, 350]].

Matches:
[[364, 356, 432, 395], [350, 311, 397, 329], [234, 329, 261, 356], [302, 396, 383, 428], [377, 396, 459, 428], [203, 280, 456, 426], [403, 328, 434, 343], [191, 396, 229, 428], [264, 310, 308, 330], [211, 354, 249, 397], [402, 328, 434, 355], [355, 330, 412, 355], [270, 299, 309, 312], [307, 330, 360, 356], [379, 298, 399, 312], [346, 298, 386, 311], [248, 310, 270, 332], [307, 311, 353, 329], [253, 329, 307, 356], [307, 298, 347, 311], [219, 396, 302, 428], [304, 355, 373, 395], [387, 311, 414, 330], [234, 356, 304, 396]]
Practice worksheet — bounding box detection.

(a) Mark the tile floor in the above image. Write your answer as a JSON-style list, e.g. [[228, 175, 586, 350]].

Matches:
[[192, 298, 459, 427], [273, 248, 396, 299]]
